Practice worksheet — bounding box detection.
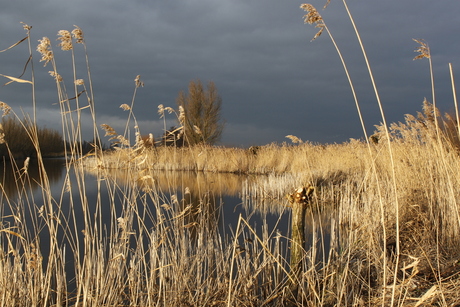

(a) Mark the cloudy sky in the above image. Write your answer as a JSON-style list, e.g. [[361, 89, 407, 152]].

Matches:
[[1, 0, 459, 147]]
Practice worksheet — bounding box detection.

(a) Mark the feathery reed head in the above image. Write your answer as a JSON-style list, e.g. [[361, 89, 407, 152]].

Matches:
[[0, 101, 11, 117], [148, 133, 154, 147], [286, 135, 303, 144], [158, 104, 175, 118], [75, 79, 85, 86], [300, 4, 325, 41], [193, 125, 202, 135], [134, 75, 144, 88], [57, 30, 73, 51], [178, 105, 185, 124], [49, 71, 63, 82], [22, 157, 30, 174], [37, 37, 53, 66], [117, 135, 130, 147], [21, 22, 31, 32], [135, 129, 143, 145], [71, 26, 84, 44], [413, 39, 430, 60], [101, 124, 116, 135], [101, 124, 118, 141], [0, 123, 4, 144], [120, 104, 131, 111], [158, 104, 165, 118], [422, 98, 440, 118]]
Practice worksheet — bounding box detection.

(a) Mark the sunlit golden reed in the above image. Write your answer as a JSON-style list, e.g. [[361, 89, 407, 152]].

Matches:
[[2, 9, 460, 306], [57, 30, 73, 51], [413, 38, 431, 60], [36, 37, 53, 66], [300, 4, 325, 41]]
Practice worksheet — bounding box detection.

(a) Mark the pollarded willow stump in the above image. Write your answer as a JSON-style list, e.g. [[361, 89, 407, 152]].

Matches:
[[287, 186, 314, 289]]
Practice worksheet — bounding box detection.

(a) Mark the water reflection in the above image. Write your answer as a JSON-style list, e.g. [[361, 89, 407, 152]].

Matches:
[[0, 160, 337, 246], [1, 160, 336, 263], [0, 158, 340, 304], [85, 167, 337, 261], [0, 158, 65, 200], [90, 168, 246, 197], [84, 168, 292, 235]]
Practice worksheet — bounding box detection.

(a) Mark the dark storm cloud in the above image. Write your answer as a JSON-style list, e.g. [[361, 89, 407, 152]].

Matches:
[[1, 0, 459, 147]]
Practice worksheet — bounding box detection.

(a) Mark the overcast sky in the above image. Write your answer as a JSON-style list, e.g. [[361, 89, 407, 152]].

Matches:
[[1, 0, 459, 147]]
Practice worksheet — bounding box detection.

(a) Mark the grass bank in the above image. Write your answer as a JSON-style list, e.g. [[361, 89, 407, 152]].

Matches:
[[79, 101, 460, 305]]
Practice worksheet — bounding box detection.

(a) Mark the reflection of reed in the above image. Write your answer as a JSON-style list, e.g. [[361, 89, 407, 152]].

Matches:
[[179, 191, 221, 243], [242, 175, 337, 229], [87, 168, 245, 197], [85, 168, 247, 243], [241, 172, 342, 224], [0, 158, 65, 199], [241, 173, 303, 215], [241, 174, 339, 263]]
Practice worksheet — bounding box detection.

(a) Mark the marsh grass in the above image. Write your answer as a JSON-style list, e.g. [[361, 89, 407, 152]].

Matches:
[[2, 5, 460, 306], [85, 102, 460, 305], [0, 24, 301, 307]]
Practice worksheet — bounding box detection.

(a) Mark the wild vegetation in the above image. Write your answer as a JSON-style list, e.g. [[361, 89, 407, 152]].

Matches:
[[0, 116, 65, 159], [0, 1, 460, 306], [175, 79, 225, 146]]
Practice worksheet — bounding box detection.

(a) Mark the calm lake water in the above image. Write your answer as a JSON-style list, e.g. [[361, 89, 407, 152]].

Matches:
[[0, 158, 334, 284]]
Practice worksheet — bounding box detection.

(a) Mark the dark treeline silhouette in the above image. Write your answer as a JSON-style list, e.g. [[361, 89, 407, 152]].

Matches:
[[0, 117, 65, 159]]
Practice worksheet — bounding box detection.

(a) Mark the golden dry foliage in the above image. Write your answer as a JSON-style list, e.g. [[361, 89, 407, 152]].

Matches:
[[300, 4, 326, 41], [3, 16, 460, 306], [57, 30, 73, 51], [89, 103, 460, 304], [413, 38, 431, 60], [36, 37, 53, 66]]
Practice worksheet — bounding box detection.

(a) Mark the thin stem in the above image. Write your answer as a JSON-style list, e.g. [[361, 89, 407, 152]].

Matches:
[[81, 40, 101, 155], [341, 1, 400, 305], [323, 25, 369, 141], [449, 63, 459, 139], [71, 47, 83, 156], [123, 77, 142, 146], [24, 25, 36, 125], [429, 56, 439, 135]]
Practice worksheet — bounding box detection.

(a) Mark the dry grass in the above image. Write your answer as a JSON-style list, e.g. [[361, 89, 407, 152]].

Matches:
[[87, 140, 366, 176], [2, 5, 460, 306], [81, 101, 460, 305]]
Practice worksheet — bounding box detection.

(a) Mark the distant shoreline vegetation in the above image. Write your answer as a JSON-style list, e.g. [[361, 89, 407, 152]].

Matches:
[[0, 116, 105, 160], [0, 116, 65, 159], [85, 100, 460, 176]]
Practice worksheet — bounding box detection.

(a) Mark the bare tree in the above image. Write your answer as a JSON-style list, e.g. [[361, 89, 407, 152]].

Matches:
[[176, 79, 225, 145]]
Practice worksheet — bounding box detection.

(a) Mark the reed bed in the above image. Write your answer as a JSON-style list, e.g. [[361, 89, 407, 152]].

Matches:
[[86, 140, 366, 175], [1, 3, 460, 305], [83, 105, 460, 305]]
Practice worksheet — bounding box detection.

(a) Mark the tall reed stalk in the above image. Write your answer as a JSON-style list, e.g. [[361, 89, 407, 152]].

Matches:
[[1, 9, 460, 305]]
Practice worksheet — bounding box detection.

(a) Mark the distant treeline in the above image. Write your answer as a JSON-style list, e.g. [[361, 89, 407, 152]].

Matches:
[[0, 117, 98, 159]]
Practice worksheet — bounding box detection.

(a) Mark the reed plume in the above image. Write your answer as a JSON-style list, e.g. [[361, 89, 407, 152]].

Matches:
[[36, 37, 53, 66], [57, 30, 73, 51], [300, 4, 325, 41]]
